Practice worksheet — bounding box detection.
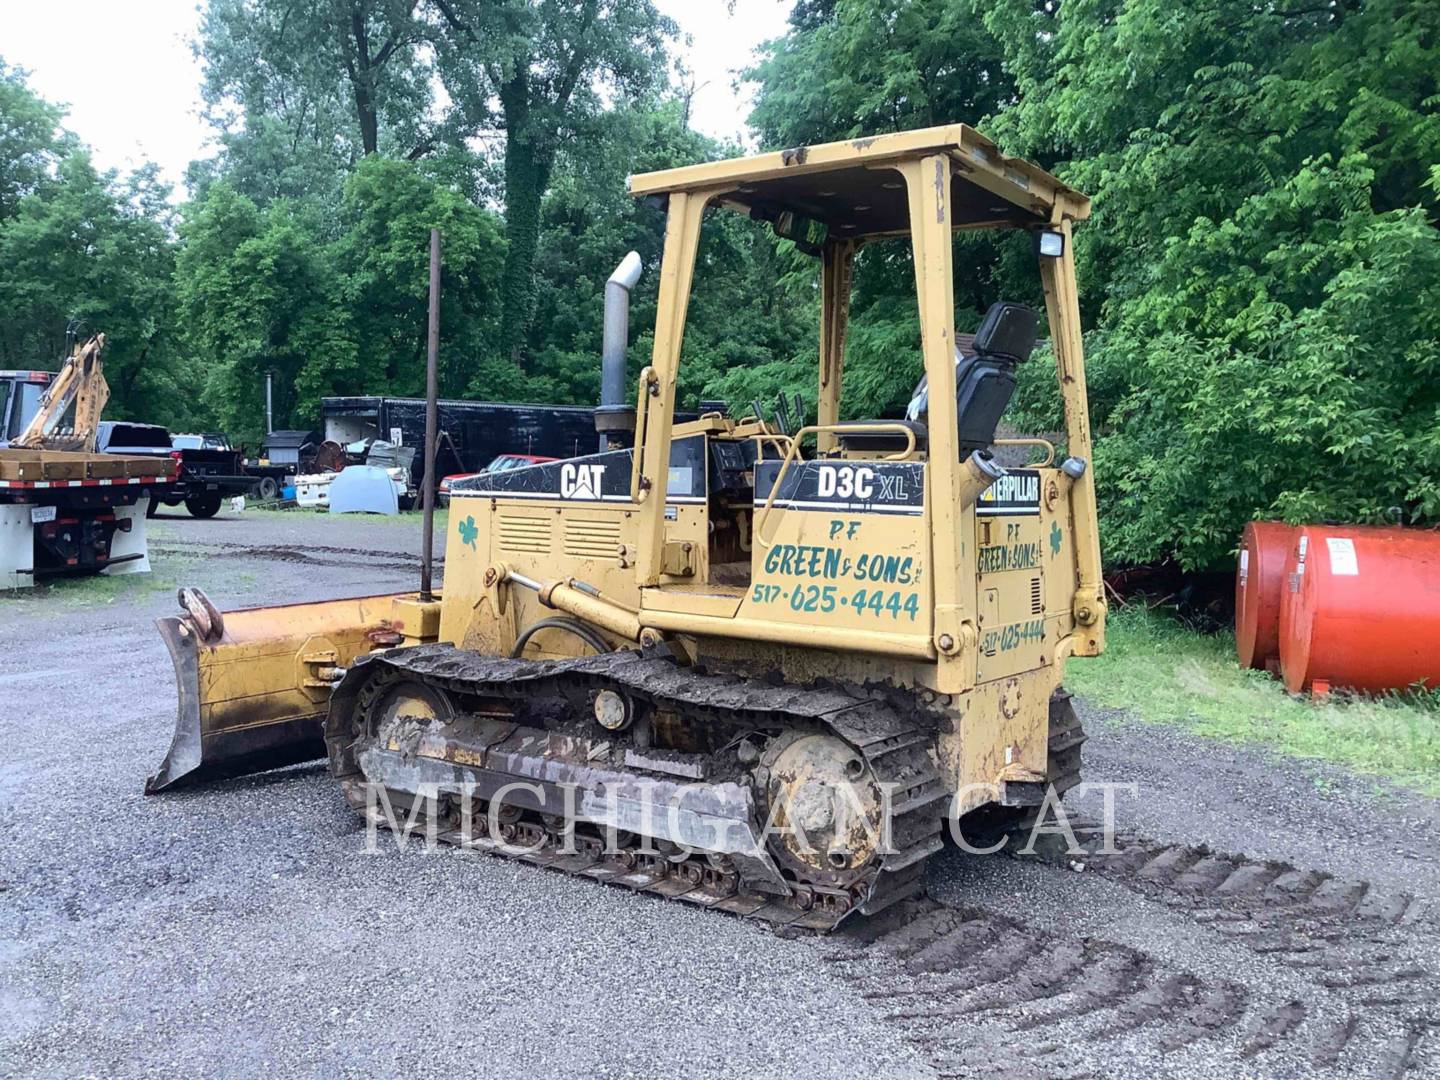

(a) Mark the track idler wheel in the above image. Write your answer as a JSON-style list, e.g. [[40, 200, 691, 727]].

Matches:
[[361, 676, 456, 734], [759, 731, 884, 889]]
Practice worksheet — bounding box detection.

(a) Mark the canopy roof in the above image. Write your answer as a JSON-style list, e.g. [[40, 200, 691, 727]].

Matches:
[[627, 124, 1089, 239]]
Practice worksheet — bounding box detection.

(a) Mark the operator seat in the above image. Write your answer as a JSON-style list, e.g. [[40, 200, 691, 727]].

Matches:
[[833, 301, 1039, 456]]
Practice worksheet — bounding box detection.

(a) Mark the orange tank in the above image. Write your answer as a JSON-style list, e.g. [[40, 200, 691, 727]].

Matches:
[[1279, 524, 1440, 695], [1234, 521, 1298, 671]]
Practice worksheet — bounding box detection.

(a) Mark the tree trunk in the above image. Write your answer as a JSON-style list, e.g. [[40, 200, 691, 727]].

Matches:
[[347, 5, 379, 154], [354, 86, 379, 155], [499, 76, 551, 369]]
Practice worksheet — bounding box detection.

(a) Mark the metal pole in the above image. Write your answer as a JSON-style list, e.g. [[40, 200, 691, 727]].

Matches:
[[420, 229, 440, 602], [264, 370, 274, 434]]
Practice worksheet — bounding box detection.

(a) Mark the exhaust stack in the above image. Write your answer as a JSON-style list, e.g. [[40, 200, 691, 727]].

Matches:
[[596, 251, 643, 450]]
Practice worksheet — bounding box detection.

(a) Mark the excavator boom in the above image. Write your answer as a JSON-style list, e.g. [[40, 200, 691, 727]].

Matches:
[[14, 333, 109, 452]]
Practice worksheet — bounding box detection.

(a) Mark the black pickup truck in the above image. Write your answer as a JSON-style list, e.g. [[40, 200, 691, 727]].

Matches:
[[95, 423, 250, 518]]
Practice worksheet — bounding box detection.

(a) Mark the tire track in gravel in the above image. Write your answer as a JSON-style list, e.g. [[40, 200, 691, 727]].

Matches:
[[827, 899, 1249, 1079], [150, 540, 431, 573], [1036, 824, 1440, 1074], [829, 826, 1438, 1078]]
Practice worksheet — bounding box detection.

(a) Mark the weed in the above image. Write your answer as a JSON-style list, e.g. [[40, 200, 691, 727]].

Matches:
[[1068, 607, 1440, 794]]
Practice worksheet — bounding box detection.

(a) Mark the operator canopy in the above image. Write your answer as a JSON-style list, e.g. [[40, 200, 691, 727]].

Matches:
[[628, 125, 1080, 458], [628, 124, 1089, 240]]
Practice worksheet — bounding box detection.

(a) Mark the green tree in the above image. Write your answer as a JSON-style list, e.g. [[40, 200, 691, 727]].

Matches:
[[0, 155, 186, 424], [747, 0, 1440, 568], [177, 159, 509, 439], [334, 155, 506, 397], [0, 64, 185, 423], [984, 0, 1440, 566], [748, 0, 1011, 149], [521, 99, 813, 414], [738, 0, 1026, 424], [431, 0, 674, 367], [195, 0, 433, 205], [174, 184, 357, 441], [0, 58, 74, 220]]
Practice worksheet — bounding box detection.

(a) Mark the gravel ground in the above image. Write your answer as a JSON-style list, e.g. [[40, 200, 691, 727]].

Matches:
[[1, 508, 1436, 1078]]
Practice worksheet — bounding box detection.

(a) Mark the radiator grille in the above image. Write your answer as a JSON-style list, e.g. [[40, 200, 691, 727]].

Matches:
[[564, 516, 622, 559], [498, 514, 551, 554], [1030, 576, 1044, 615]]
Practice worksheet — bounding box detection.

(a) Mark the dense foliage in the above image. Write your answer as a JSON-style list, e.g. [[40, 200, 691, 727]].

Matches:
[[429, 0, 675, 364], [2, 0, 1436, 567], [745, 0, 1440, 568], [983, 0, 1440, 567], [0, 63, 189, 425], [173, 158, 507, 437]]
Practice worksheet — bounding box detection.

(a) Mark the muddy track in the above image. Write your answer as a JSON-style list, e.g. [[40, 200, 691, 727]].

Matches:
[[1024, 820, 1432, 966], [151, 539, 431, 572], [828, 828, 1438, 1078], [829, 898, 1245, 1078], [336, 646, 947, 930]]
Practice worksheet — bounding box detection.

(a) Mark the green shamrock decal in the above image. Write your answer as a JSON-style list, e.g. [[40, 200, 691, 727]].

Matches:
[[1049, 520, 1063, 557], [458, 514, 479, 550]]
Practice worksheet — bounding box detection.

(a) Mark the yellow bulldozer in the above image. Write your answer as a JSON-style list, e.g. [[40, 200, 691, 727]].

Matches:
[[147, 125, 1104, 931]]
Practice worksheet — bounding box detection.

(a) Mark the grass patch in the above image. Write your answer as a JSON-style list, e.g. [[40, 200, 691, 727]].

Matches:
[[242, 502, 321, 517], [1067, 607, 1440, 794], [245, 502, 447, 530], [5, 552, 197, 610]]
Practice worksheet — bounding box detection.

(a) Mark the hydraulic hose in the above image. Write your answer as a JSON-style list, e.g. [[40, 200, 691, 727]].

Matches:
[[510, 616, 612, 658]]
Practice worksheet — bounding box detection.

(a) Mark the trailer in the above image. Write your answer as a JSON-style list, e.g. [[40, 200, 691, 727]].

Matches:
[[320, 396, 600, 491], [0, 449, 176, 588]]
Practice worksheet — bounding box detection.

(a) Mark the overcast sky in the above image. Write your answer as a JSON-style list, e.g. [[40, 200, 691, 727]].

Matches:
[[1, 0, 795, 195]]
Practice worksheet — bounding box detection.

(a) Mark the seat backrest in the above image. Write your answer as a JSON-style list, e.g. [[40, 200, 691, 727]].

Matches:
[[954, 357, 1017, 455], [957, 301, 1038, 452], [973, 301, 1039, 364], [905, 301, 1038, 455]]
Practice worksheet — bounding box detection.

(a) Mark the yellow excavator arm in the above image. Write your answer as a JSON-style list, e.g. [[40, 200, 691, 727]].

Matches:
[[13, 332, 109, 451]]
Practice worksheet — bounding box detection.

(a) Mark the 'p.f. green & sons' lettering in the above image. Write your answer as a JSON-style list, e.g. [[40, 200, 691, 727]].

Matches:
[[763, 543, 915, 585]]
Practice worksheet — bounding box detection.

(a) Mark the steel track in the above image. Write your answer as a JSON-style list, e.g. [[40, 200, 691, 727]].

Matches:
[[328, 645, 950, 932]]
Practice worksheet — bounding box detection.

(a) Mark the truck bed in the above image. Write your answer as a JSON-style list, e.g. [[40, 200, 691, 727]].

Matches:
[[0, 448, 177, 488], [1, 449, 177, 587]]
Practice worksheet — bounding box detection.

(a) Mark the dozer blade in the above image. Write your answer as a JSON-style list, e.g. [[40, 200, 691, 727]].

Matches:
[[146, 589, 418, 793]]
